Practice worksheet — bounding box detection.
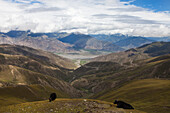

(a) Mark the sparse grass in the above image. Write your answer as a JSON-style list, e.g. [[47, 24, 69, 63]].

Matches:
[[0, 99, 145, 113], [93, 79, 170, 113], [0, 85, 69, 106]]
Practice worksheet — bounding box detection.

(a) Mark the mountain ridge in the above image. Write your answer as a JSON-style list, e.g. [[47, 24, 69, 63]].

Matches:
[[0, 31, 124, 53], [0, 44, 82, 98], [92, 42, 170, 65]]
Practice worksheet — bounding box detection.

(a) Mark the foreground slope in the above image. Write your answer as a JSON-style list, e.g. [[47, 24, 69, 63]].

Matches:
[[0, 99, 145, 113], [0, 85, 69, 106], [92, 79, 170, 113]]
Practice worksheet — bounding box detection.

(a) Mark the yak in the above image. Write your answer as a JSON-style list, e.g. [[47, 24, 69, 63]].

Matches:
[[49, 93, 57, 102], [114, 100, 134, 109]]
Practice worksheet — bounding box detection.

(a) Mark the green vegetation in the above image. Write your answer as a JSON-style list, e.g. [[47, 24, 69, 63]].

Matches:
[[80, 60, 87, 65], [93, 79, 170, 113], [0, 85, 69, 106]]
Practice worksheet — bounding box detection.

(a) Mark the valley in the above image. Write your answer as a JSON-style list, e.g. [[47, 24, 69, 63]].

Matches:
[[0, 33, 170, 113], [57, 49, 111, 67], [56, 49, 111, 60]]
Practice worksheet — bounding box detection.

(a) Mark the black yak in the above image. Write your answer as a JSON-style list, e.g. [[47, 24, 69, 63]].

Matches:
[[49, 93, 57, 102], [114, 100, 134, 109]]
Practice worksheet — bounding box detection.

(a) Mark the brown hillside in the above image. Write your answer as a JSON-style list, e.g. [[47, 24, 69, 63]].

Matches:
[[92, 42, 170, 65]]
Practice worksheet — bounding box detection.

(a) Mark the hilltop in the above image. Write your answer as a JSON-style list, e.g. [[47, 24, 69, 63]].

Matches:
[[0, 99, 145, 113]]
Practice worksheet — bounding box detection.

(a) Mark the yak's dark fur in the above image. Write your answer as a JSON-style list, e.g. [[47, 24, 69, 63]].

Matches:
[[114, 100, 134, 109], [49, 93, 57, 102]]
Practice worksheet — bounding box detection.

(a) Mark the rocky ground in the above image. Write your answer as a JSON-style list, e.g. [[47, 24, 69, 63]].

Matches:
[[0, 99, 145, 113]]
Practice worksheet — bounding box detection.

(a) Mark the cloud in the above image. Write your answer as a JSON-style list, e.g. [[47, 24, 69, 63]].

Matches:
[[9, 0, 41, 4], [93, 14, 158, 24], [108, 6, 146, 12], [0, 0, 170, 37], [26, 7, 63, 13]]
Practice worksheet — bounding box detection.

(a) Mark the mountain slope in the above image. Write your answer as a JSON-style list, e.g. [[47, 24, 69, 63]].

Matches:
[[0, 44, 77, 81], [91, 33, 127, 43], [0, 44, 82, 98], [0, 85, 69, 106], [146, 36, 170, 42], [59, 33, 124, 51], [70, 54, 170, 113], [92, 79, 170, 113], [0, 44, 76, 70], [92, 42, 170, 65], [0, 31, 73, 53], [71, 53, 170, 96], [0, 64, 82, 97], [114, 36, 154, 49]]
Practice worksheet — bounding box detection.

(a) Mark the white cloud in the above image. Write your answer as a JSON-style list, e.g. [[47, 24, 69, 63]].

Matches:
[[0, 0, 170, 37]]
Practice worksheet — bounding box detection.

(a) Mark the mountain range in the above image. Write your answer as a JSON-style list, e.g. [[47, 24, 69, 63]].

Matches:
[[0, 31, 123, 53], [114, 36, 154, 49], [1, 30, 168, 54], [58, 33, 123, 51]]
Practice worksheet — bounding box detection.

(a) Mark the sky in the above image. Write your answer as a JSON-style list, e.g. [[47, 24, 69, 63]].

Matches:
[[0, 0, 170, 37], [122, 0, 170, 12]]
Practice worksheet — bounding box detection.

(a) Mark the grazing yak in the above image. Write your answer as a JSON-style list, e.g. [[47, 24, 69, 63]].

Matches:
[[114, 100, 134, 109], [49, 93, 57, 102]]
